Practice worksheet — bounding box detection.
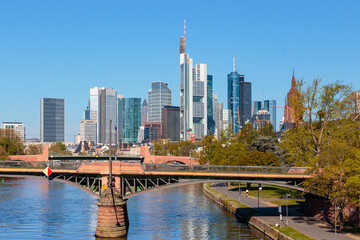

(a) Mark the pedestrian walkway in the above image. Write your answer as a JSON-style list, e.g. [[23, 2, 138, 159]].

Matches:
[[212, 183, 358, 240]]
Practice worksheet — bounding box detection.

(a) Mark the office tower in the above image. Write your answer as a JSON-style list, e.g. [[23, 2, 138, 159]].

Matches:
[[80, 120, 97, 143], [179, 21, 207, 140], [137, 126, 145, 143], [222, 109, 230, 130], [253, 101, 262, 116], [144, 122, 162, 142], [40, 98, 64, 142], [141, 99, 148, 126], [1, 122, 25, 142], [264, 100, 276, 131], [162, 106, 180, 141], [227, 56, 251, 133], [148, 82, 171, 122], [89, 87, 117, 144], [84, 99, 90, 120], [118, 98, 141, 143], [207, 75, 215, 135]]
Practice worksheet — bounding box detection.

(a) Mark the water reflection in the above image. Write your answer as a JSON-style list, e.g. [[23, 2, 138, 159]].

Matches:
[[0, 178, 257, 239]]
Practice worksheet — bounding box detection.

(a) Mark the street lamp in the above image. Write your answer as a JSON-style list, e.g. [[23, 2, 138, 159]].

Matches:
[[258, 184, 262, 208], [286, 193, 291, 226], [327, 131, 330, 166]]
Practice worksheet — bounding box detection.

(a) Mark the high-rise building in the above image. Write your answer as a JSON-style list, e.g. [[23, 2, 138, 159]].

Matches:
[[40, 98, 64, 142], [207, 75, 215, 135], [162, 106, 180, 141], [148, 82, 171, 122], [1, 122, 25, 142], [222, 109, 230, 130], [227, 57, 251, 133], [144, 122, 162, 142], [118, 98, 141, 143], [80, 120, 97, 143], [141, 99, 148, 126], [355, 91, 360, 114], [264, 100, 276, 131], [253, 101, 262, 117], [89, 87, 117, 144], [179, 22, 207, 140]]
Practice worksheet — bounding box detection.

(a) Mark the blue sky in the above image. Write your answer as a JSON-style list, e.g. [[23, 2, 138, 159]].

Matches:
[[1, 0, 359, 141]]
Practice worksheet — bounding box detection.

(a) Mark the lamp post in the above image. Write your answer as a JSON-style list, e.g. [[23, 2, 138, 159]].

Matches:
[[286, 193, 291, 226], [108, 119, 113, 188], [258, 184, 262, 208], [327, 131, 330, 166]]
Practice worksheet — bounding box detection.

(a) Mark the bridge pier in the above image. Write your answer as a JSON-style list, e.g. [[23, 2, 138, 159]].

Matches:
[[95, 188, 129, 238]]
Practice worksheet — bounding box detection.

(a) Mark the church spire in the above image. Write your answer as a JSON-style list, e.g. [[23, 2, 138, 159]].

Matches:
[[291, 68, 296, 88]]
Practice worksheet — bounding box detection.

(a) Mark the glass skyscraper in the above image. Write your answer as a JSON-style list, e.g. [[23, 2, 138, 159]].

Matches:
[[118, 98, 141, 143], [40, 98, 64, 142], [264, 100, 276, 131], [227, 69, 251, 133], [162, 106, 180, 141], [207, 75, 215, 135], [89, 87, 117, 144], [148, 82, 171, 122]]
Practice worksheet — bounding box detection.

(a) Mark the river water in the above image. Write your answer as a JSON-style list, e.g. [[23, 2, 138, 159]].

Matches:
[[0, 178, 258, 239]]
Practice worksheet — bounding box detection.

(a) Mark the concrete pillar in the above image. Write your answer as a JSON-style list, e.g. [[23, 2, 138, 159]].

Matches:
[[95, 188, 129, 238]]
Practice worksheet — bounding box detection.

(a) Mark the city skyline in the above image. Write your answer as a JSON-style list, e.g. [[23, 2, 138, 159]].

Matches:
[[1, 1, 359, 141]]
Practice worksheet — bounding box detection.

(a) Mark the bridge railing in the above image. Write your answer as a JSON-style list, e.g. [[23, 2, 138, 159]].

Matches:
[[0, 161, 83, 170], [141, 164, 309, 175]]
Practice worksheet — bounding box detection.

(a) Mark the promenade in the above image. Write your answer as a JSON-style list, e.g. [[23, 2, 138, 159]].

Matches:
[[212, 183, 358, 240]]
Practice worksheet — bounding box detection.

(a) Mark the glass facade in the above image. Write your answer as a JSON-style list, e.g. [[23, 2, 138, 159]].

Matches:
[[119, 98, 141, 143], [89, 87, 117, 144], [227, 71, 240, 133], [162, 106, 180, 141], [207, 75, 215, 135], [148, 82, 171, 122], [40, 98, 64, 142], [264, 100, 276, 131]]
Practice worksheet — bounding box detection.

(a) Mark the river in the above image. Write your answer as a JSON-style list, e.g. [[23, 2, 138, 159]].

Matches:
[[0, 178, 258, 239]]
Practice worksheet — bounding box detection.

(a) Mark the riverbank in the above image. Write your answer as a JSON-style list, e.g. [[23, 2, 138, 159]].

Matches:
[[204, 182, 357, 240], [203, 182, 294, 240]]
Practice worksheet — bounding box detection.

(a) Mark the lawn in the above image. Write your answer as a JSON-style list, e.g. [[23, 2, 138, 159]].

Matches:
[[273, 226, 315, 240]]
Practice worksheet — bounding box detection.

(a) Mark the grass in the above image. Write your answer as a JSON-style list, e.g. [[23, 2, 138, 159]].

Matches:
[[273, 226, 315, 240], [268, 199, 305, 206], [230, 183, 303, 199]]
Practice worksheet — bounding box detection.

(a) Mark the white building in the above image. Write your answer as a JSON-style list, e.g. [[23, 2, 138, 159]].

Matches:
[[89, 87, 117, 144], [80, 120, 97, 143], [179, 24, 207, 140], [1, 122, 25, 142], [222, 109, 230, 130]]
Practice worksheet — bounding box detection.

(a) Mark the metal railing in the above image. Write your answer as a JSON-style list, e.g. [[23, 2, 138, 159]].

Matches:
[[141, 164, 309, 175], [0, 161, 82, 170]]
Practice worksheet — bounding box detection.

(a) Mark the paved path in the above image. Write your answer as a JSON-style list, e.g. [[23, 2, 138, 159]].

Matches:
[[212, 183, 358, 240]]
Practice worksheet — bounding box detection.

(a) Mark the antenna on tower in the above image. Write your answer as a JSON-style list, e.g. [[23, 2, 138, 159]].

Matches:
[[233, 55, 235, 72], [184, 19, 186, 47]]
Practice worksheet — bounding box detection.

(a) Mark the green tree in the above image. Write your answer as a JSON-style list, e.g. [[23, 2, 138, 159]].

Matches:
[[303, 143, 360, 230], [25, 144, 43, 155], [49, 142, 72, 155], [0, 129, 24, 158]]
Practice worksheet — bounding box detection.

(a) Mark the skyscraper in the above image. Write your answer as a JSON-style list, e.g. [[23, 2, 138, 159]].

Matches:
[[227, 57, 251, 133], [148, 81, 171, 122], [89, 87, 117, 144], [264, 100, 276, 131], [180, 21, 207, 140], [141, 99, 148, 126], [207, 75, 215, 135], [118, 98, 141, 143], [40, 98, 64, 142], [162, 106, 180, 141], [144, 122, 162, 142]]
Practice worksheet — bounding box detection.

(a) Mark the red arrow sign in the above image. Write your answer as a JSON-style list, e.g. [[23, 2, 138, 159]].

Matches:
[[43, 167, 53, 177]]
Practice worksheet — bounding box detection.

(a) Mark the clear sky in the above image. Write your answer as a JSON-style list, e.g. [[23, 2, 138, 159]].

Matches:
[[1, 0, 359, 141]]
